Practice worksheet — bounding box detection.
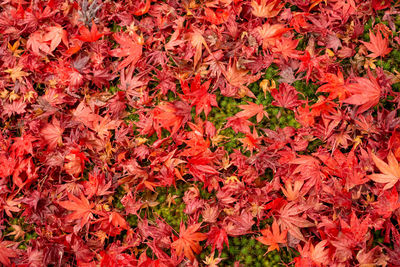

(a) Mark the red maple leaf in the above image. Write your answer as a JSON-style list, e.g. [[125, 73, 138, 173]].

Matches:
[[58, 193, 95, 228], [76, 22, 104, 43], [226, 116, 253, 134], [271, 83, 304, 110], [277, 202, 314, 242], [224, 60, 261, 98], [317, 70, 348, 101], [271, 37, 300, 61], [2, 100, 27, 117], [0, 240, 18, 266], [153, 102, 186, 137], [133, 0, 151, 16], [13, 157, 37, 189], [373, 187, 400, 218], [27, 31, 51, 55], [110, 32, 143, 71], [371, 0, 391, 11], [187, 28, 210, 69], [258, 23, 291, 49], [108, 211, 129, 230], [204, 7, 230, 25], [171, 222, 207, 261], [295, 240, 329, 266], [239, 129, 260, 153], [40, 118, 63, 150], [181, 75, 218, 117], [361, 29, 392, 58], [64, 149, 89, 177], [206, 227, 229, 253], [343, 70, 381, 114]]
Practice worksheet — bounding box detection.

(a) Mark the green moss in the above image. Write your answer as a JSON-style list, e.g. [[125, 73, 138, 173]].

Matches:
[[293, 80, 319, 102], [206, 234, 295, 266], [112, 186, 126, 211], [150, 181, 191, 230], [219, 128, 244, 153], [307, 138, 324, 153], [264, 65, 280, 80]]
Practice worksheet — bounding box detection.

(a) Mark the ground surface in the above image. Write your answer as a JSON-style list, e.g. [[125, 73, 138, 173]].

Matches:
[[1, 0, 400, 266]]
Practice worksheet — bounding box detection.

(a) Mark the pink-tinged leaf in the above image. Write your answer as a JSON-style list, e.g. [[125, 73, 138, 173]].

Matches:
[[258, 23, 291, 49], [226, 116, 253, 134], [64, 149, 89, 177], [27, 31, 50, 55], [0, 240, 18, 266], [368, 151, 400, 190], [225, 61, 261, 98], [295, 240, 330, 266], [251, 0, 284, 18], [277, 202, 314, 242], [206, 227, 229, 253], [165, 30, 185, 51], [361, 29, 392, 58], [188, 29, 206, 68], [2, 100, 27, 117], [43, 25, 68, 52], [92, 115, 121, 140], [40, 118, 63, 149], [110, 32, 143, 71], [271, 83, 304, 110]]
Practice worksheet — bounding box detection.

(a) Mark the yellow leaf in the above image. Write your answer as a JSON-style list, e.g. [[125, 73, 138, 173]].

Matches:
[[4, 66, 29, 83]]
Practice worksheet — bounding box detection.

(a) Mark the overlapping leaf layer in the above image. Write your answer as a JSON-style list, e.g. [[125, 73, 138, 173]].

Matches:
[[1, 0, 400, 266]]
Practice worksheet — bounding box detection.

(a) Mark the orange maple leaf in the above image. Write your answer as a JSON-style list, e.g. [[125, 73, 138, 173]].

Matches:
[[171, 222, 207, 261], [236, 101, 269, 122], [256, 220, 287, 253], [281, 179, 304, 201], [251, 0, 284, 18], [368, 151, 400, 190]]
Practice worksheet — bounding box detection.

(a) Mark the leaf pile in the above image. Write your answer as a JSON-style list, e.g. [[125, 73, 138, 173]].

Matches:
[[1, 0, 400, 266]]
